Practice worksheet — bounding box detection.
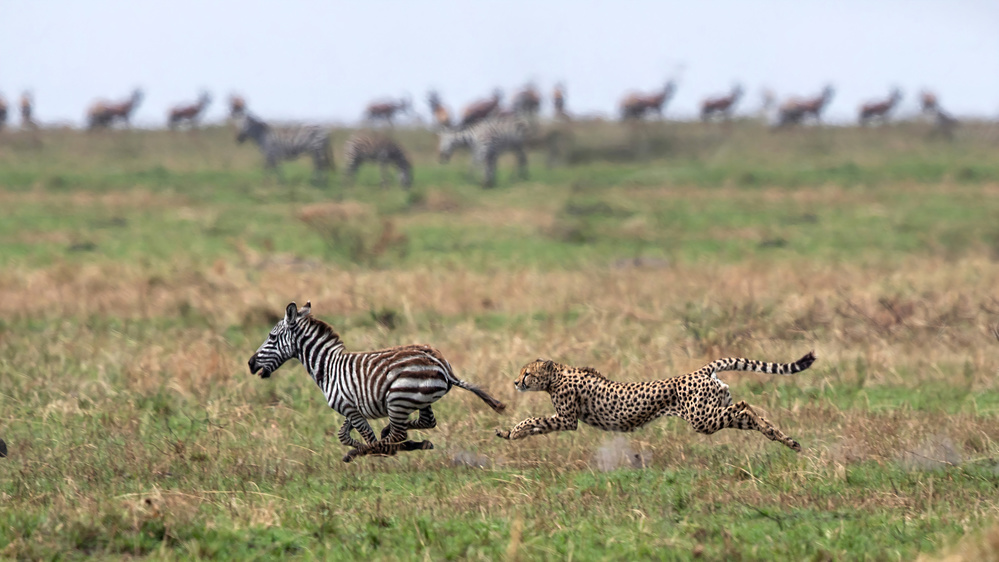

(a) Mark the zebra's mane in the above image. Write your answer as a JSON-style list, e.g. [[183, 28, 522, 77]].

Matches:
[[301, 315, 343, 346]]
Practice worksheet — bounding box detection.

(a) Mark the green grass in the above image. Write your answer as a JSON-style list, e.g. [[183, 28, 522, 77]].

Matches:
[[1, 122, 999, 560]]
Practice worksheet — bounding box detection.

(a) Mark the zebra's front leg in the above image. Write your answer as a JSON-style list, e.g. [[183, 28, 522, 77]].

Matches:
[[379, 161, 390, 189], [336, 419, 363, 448], [344, 408, 433, 462], [496, 415, 578, 440], [514, 146, 529, 180], [482, 153, 498, 188], [341, 411, 380, 462]]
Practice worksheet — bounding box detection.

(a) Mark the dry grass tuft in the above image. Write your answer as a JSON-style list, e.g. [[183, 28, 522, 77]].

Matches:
[[297, 202, 407, 263]]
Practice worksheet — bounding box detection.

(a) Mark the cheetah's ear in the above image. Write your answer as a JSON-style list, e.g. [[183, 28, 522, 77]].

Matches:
[[542, 360, 557, 372]]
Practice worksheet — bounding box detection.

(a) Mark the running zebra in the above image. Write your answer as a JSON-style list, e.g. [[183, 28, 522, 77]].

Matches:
[[343, 132, 412, 189], [438, 116, 531, 188], [236, 114, 333, 185], [247, 302, 506, 462]]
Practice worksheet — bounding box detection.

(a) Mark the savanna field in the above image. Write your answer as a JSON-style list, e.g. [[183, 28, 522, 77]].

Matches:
[[2, 120, 999, 560]]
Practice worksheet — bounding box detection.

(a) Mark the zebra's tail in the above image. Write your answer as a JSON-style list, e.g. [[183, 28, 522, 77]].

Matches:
[[451, 377, 506, 413], [710, 351, 816, 378]]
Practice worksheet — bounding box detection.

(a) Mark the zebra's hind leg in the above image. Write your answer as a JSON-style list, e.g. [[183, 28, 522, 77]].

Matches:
[[380, 407, 437, 439], [345, 407, 434, 462]]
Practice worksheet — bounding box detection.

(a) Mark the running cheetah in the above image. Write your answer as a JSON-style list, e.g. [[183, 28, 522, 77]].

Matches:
[[496, 351, 816, 451]]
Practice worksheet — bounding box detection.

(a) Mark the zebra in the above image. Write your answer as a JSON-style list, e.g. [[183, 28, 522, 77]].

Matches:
[[343, 132, 413, 189], [438, 116, 531, 188], [247, 301, 506, 462], [236, 114, 333, 185]]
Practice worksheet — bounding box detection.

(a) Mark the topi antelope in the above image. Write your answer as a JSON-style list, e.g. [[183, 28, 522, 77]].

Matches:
[[858, 88, 902, 125], [512, 84, 541, 117], [427, 91, 452, 130], [364, 97, 411, 126], [168, 91, 212, 129], [700, 84, 743, 121], [459, 89, 502, 128], [775, 85, 834, 128], [229, 94, 247, 120], [620, 80, 676, 121], [87, 89, 143, 130]]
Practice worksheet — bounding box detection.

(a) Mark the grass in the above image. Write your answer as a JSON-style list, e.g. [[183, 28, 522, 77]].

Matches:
[[1, 120, 999, 560]]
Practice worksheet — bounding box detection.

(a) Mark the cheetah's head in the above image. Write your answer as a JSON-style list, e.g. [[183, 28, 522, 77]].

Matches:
[[514, 359, 558, 392]]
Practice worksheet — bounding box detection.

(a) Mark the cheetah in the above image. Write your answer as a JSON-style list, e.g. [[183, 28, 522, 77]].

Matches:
[[496, 351, 816, 451]]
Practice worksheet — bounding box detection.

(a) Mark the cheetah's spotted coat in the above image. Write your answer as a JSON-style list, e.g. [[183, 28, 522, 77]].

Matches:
[[497, 352, 816, 451]]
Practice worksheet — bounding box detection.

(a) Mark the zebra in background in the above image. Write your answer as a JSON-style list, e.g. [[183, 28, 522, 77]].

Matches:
[[236, 114, 333, 185], [343, 132, 413, 189], [247, 302, 506, 462], [438, 116, 531, 188]]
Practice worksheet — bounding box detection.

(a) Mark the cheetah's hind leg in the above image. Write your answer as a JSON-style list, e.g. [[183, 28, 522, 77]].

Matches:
[[725, 401, 801, 452]]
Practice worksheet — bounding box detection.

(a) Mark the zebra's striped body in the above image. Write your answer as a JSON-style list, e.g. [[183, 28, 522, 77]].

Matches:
[[247, 302, 505, 462], [438, 116, 531, 188], [343, 133, 413, 189], [237, 114, 333, 184]]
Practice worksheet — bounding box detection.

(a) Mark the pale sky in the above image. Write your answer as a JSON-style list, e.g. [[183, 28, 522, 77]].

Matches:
[[2, 0, 997, 127]]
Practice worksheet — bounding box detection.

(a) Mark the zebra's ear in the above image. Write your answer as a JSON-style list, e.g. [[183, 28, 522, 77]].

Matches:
[[299, 301, 312, 317], [285, 302, 298, 324]]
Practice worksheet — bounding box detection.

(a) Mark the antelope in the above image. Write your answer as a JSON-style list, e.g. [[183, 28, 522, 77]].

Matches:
[[700, 84, 743, 121], [858, 88, 902, 125], [553, 83, 568, 120], [364, 97, 411, 125], [775, 85, 834, 127], [512, 84, 541, 116], [459, 89, 502, 128], [919, 91, 957, 138], [427, 91, 452, 129], [920, 90, 938, 114], [87, 89, 143, 130], [620, 80, 676, 121], [229, 95, 247, 119], [167, 91, 212, 129], [20, 92, 35, 129]]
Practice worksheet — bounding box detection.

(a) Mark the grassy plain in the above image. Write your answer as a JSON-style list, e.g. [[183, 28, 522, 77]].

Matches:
[[1, 120, 999, 560]]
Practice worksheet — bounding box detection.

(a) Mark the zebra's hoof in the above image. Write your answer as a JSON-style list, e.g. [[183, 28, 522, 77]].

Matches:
[[0, 438, 6, 458], [342, 450, 359, 463], [420, 440, 434, 450]]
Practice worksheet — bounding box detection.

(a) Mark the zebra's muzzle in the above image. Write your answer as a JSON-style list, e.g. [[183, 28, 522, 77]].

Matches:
[[248, 355, 270, 378]]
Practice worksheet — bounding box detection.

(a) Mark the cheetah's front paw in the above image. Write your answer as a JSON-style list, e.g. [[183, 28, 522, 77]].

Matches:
[[495, 429, 512, 439]]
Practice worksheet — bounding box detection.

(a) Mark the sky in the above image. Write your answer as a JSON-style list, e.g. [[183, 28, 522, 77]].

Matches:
[[2, 0, 997, 127]]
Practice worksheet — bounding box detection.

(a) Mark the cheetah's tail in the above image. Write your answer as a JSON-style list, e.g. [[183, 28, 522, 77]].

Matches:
[[710, 351, 816, 377], [452, 378, 507, 413]]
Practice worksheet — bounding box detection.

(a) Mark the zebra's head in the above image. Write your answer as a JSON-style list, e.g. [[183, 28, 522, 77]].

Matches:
[[236, 114, 267, 144], [438, 128, 468, 164], [248, 301, 312, 378]]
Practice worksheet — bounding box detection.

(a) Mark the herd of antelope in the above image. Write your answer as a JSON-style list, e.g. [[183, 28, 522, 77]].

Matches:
[[0, 82, 966, 134]]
